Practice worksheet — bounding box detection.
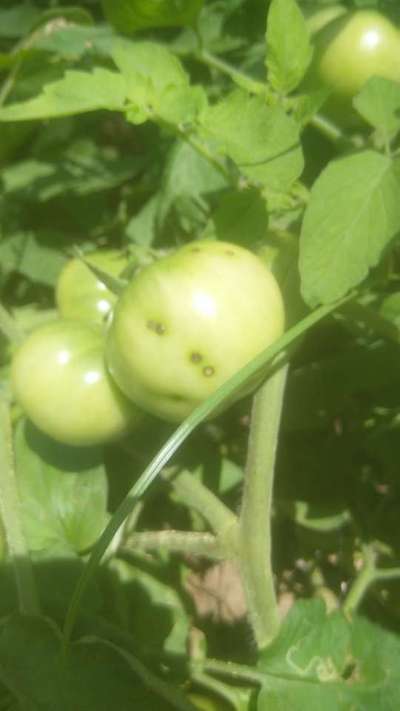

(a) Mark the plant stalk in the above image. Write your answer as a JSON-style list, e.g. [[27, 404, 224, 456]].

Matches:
[[123, 530, 226, 560], [162, 468, 238, 537], [0, 396, 39, 614], [344, 544, 400, 616], [238, 364, 288, 649]]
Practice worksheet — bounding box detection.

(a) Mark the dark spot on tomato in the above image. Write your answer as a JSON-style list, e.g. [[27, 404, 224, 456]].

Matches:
[[203, 365, 215, 377], [190, 247, 201, 253], [224, 249, 235, 256], [147, 320, 166, 335], [169, 394, 185, 402], [190, 352, 203, 363]]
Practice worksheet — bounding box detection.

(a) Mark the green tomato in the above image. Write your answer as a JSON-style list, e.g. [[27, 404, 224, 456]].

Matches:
[[106, 240, 285, 423], [12, 320, 142, 447], [310, 10, 400, 120], [56, 249, 127, 325]]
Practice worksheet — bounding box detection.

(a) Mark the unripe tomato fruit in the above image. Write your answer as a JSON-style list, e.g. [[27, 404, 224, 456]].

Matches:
[[106, 240, 285, 422], [309, 10, 400, 121], [56, 250, 127, 325], [12, 320, 142, 447]]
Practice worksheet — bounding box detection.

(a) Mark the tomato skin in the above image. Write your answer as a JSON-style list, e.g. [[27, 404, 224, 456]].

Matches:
[[310, 10, 400, 121], [56, 250, 127, 325], [106, 240, 285, 423], [12, 320, 142, 447]]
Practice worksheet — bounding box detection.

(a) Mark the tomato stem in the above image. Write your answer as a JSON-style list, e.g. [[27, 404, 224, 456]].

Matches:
[[163, 468, 238, 538], [238, 364, 288, 649], [343, 543, 400, 616], [0, 395, 39, 615], [122, 530, 226, 560]]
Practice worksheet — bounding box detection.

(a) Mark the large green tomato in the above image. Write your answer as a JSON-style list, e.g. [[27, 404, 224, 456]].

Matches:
[[310, 10, 400, 120], [12, 320, 142, 447], [106, 240, 285, 422], [56, 249, 127, 325]]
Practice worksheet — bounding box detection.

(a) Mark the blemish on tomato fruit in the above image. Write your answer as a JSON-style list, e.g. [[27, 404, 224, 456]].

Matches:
[[224, 249, 235, 256], [203, 365, 215, 377], [147, 319, 166, 335], [190, 352, 203, 363], [169, 393, 185, 402]]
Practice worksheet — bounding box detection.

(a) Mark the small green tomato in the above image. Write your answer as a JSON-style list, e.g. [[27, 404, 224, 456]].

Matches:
[[12, 320, 142, 447], [310, 10, 400, 121], [106, 240, 285, 422], [56, 249, 127, 324]]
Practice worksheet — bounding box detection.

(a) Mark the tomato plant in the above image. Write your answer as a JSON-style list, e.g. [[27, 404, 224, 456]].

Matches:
[[1, 0, 400, 709], [56, 249, 128, 325], [106, 240, 285, 422], [309, 9, 400, 119], [11, 320, 143, 446]]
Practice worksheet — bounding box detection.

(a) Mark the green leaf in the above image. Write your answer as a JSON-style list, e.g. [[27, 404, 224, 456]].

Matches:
[[257, 601, 355, 709], [35, 24, 115, 59], [257, 599, 400, 709], [207, 188, 269, 247], [199, 89, 303, 190], [266, 0, 313, 94], [102, 0, 203, 34], [111, 39, 202, 125], [14, 420, 109, 554], [112, 558, 190, 656], [299, 150, 400, 305], [2, 141, 145, 200], [125, 194, 161, 246], [0, 3, 40, 38], [158, 140, 227, 225], [259, 600, 351, 678], [0, 614, 170, 711], [379, 291, 400, 328], [353, 76, 400, 137], [351, 616, 400, 709], [0, 231, 67, 287], [0, 68, 127, 122]]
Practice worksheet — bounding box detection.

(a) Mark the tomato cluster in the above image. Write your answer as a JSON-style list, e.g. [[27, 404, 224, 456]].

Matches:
[[11, 242, 285, 446], [307, 8, 400, 124]]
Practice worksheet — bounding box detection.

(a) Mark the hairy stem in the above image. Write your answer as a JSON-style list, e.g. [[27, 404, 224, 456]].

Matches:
[[344, 544, 400, 616], [123, 530, 226, 560], [343, 545, 377, 616], [162, 468, 238, 537], [238, 365, 288, 649]]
